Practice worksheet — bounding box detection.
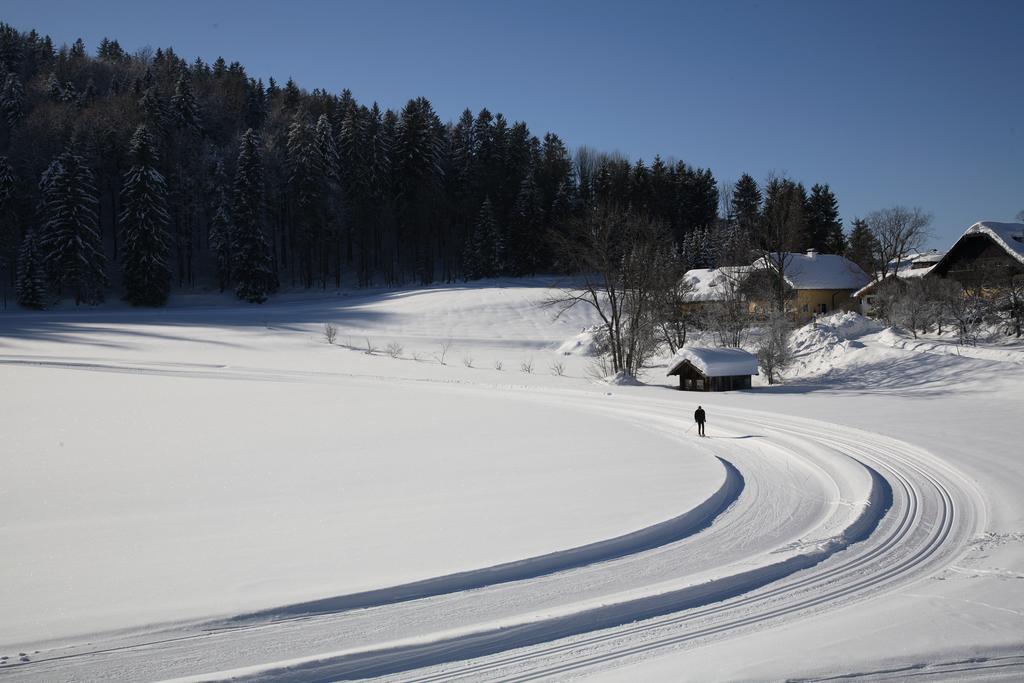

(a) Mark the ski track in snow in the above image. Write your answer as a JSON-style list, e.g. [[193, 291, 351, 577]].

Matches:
[[0, 358, 986, 683]]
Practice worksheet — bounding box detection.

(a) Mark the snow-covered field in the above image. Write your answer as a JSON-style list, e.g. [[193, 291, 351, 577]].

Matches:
[[1, 280, 1022, 681]]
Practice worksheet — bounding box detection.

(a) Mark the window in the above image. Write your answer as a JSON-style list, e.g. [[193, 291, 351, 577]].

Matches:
[[802, 303, 808, 312], [820, 303, 828, 313]]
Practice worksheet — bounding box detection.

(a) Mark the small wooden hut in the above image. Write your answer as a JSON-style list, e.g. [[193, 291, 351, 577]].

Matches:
[[666, 347, 758, 392]]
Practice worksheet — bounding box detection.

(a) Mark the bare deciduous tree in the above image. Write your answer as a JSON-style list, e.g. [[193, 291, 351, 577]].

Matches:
[[891, 278, 934, 338], [545, 206, 677, 378], [923, 277, 961, 336], [866, 206, 932, 280], [653, 276, 695, 355], [946, 288, 990, 346], [756, 311, 794, 385], [700, 268, 752, 348], [997, 274, 1024, 338]]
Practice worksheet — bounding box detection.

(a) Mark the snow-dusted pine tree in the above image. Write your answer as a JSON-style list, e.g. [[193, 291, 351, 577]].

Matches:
[[119, 125, 171, 306], [209, 195, 234, 293], [206, 158, 233, 292], [16, 229, 48, 309], [39, 151, 108, 305], [232, 129, 277, 303], [44, 73, 62, 100], [508, 174, 543, 276], [1, 72, 24, 127], [0, 156, 15, 276], [170, 73, 201, 132], [463, 197, 501, 280], [287, 114, 321, 288]]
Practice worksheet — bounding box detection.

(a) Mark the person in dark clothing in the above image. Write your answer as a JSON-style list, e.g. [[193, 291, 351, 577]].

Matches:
[[694, 406, 707, 436]]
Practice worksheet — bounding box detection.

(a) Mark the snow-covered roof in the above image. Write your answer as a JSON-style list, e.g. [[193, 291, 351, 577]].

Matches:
[[959, 221, 1024, 266], [904, 249, 945, 266], [853, 250, 946, 299], [681, 266, 752, 302], [666, 347, 759, 378], [756, 251, 870, 291]]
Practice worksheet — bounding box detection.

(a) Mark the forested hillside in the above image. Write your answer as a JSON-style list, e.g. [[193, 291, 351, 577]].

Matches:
[[0, 23, 844, 307]]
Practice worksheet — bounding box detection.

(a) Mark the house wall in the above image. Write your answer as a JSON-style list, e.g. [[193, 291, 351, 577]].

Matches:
[[749, 289, 858, 322], [791, 289, 858, 321], [933, 235, 1024, 291]]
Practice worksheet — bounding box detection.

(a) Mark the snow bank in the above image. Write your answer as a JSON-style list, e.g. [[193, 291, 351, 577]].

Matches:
[[877, 327, 1024, 365], [603, 371, 645, 385], [556, 325, 603, 356], [787, 312, 883, 378]]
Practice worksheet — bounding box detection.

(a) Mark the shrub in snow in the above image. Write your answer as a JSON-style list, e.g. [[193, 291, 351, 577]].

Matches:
[[434, 339, 453, 365], [385, 342, 403, 358], [550, 360, 566, 376], [602, 370, 643, 385], [520, 358, 534, 374], [462, 354, 474, 368], [756, 312, 793, 385], [323, 322, 337, 344]]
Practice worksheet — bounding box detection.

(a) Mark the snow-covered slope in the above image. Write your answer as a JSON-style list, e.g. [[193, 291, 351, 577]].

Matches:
[[1, 283, 1022, 682]]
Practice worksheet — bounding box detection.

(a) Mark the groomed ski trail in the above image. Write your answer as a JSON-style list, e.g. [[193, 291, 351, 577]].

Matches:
[[0, 365, 985, 683]]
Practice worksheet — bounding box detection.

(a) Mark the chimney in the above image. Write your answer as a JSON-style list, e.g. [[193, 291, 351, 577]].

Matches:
[[806, 248, 818, 258]]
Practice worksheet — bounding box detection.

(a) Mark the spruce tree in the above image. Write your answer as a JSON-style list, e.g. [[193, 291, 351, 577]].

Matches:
[[0, 156, 16, 307], [232, 128, 276, 302], [208, 159, 234, 292], [845, 218, 879, 276], [731, 174, 762, 244], [45, 72, 62, 100], [39, 151, 108, 305], [287, 114, 321, 287], [16, 228, 47, 309], [1, 72, 23, 126], [119, 125, 171, 306], [170, 73, 201, 132], [508, 174, 543, 276], [804, 183, 843, 253], [463, 198, 501, 280]]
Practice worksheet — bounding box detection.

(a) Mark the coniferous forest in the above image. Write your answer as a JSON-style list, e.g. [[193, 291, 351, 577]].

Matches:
[[0, 24, 848, 308]]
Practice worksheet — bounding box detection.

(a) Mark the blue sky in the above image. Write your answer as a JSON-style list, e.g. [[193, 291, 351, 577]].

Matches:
[[5, 0, 1022, 248]]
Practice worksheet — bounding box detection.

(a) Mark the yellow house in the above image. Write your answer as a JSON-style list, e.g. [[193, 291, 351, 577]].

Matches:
[[681, 251, 869, 324], [753, 249, 870, 323]]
